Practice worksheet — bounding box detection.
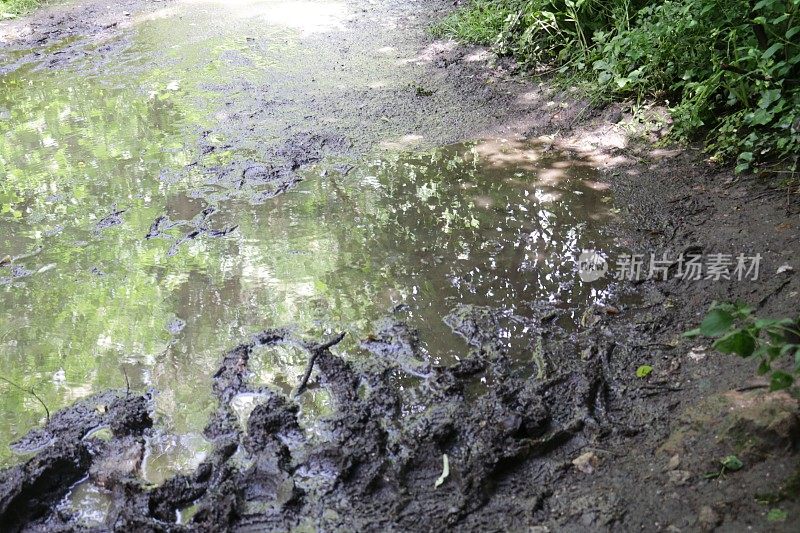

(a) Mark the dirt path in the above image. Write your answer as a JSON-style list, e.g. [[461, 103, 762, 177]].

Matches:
[[1, 0, 799, 531]]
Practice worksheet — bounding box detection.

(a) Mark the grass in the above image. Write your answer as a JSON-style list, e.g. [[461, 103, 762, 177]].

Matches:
[[431, 0, 516, 45], [1, 0, 45, 16]]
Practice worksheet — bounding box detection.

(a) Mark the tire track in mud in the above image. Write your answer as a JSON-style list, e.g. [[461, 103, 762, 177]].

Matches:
[[0, 303, 633, 531]]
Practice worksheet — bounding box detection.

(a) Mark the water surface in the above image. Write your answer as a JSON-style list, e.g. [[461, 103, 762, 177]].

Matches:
[[0, 0, 618, 469]]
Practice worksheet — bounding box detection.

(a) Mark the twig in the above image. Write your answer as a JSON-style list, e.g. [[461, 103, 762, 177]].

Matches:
[[0, 376, 50, 423], [735, 384, 768, 392], [758, 278, 791, 308], [122, 367, 130, 397], [295, 332, 346, 397]]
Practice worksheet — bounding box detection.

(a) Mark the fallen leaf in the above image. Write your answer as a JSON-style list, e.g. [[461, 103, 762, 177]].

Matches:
[[636, 365, 653, 378], [435, 454, 449, 488]]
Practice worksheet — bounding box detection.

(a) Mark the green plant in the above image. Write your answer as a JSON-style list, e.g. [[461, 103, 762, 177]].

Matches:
[[0, 0, 42, 15], [685, 302, 800, 390], [431, 0, 518, 45], [433, 0, 800, 175], [704, 454, 744, 478], [767, 508, 788, 522]]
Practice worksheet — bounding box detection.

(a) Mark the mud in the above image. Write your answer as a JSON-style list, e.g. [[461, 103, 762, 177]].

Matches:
[[1, 300, 630, 531], [1, 0, 799, 531]]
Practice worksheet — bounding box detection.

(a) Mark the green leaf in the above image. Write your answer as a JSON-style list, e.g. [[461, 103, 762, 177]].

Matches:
[[714, 330, 756, 357], [757, 89, 781, 109], [721, 455, 743, 471], [762, 43, 783, 60], [636, 365, 653, 378], [770, 371, 794, 391], [767, 508, 787, 522], [700, 309, 735, 337], [683, 328, 702, 338], [787, 27, 800, 40]]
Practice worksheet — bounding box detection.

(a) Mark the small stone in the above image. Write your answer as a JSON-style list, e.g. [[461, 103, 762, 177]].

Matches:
[[776, 264, 794, 275], [668, 470, 691, 485], [572, 451, 600, 474], [666, 454, 681, 471], [688, 346, 706, 361], [697, 505, 721, 530]]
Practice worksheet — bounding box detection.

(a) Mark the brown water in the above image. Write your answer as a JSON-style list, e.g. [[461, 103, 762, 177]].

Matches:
[[0, 0, 618, 482]]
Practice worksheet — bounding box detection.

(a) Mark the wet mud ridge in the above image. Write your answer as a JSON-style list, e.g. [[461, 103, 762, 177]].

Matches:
[[0, 305, 629, 531]]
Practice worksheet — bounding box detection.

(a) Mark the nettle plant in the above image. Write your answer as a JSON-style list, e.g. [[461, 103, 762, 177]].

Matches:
[[686, 302, 800, 390]]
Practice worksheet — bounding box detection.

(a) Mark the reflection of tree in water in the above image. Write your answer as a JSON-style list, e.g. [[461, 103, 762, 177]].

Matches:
[[0, 65, 208, 463], [305, 142, 617, 338]]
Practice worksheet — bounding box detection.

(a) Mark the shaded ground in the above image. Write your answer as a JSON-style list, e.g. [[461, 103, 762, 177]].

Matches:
[[1, 0, 799, 531]]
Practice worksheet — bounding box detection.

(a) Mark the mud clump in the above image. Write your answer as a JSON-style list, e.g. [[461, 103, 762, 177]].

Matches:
[[0, 391, 152, 532], [180, 131, 351, 205], [0, 304, 629, 531], [145, 206, 238, 256]]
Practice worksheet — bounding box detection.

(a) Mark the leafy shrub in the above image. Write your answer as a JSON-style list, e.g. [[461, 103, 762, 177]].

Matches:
[[685, 302, 800, 390], [0, 0, 43, 16], [434, 0, 800, 175]]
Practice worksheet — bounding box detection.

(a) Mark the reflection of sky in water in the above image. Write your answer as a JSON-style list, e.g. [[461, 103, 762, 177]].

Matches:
[[0, 0, 618, 470]]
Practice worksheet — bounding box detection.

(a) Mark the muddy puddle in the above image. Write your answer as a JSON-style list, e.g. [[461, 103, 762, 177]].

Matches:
[[1, 0, 618, 513]]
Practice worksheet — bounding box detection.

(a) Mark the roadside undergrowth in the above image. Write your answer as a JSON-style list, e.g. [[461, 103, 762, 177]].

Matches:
[[686, 302, 800, 391], [1, 0, 43, 17], [432, 0, 800, 180]]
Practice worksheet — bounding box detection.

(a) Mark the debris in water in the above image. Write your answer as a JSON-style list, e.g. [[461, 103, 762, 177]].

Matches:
[[435, 454, 450, 488]]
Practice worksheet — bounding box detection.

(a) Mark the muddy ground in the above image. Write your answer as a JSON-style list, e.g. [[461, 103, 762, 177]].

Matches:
[[1, 0, 799, 531]]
